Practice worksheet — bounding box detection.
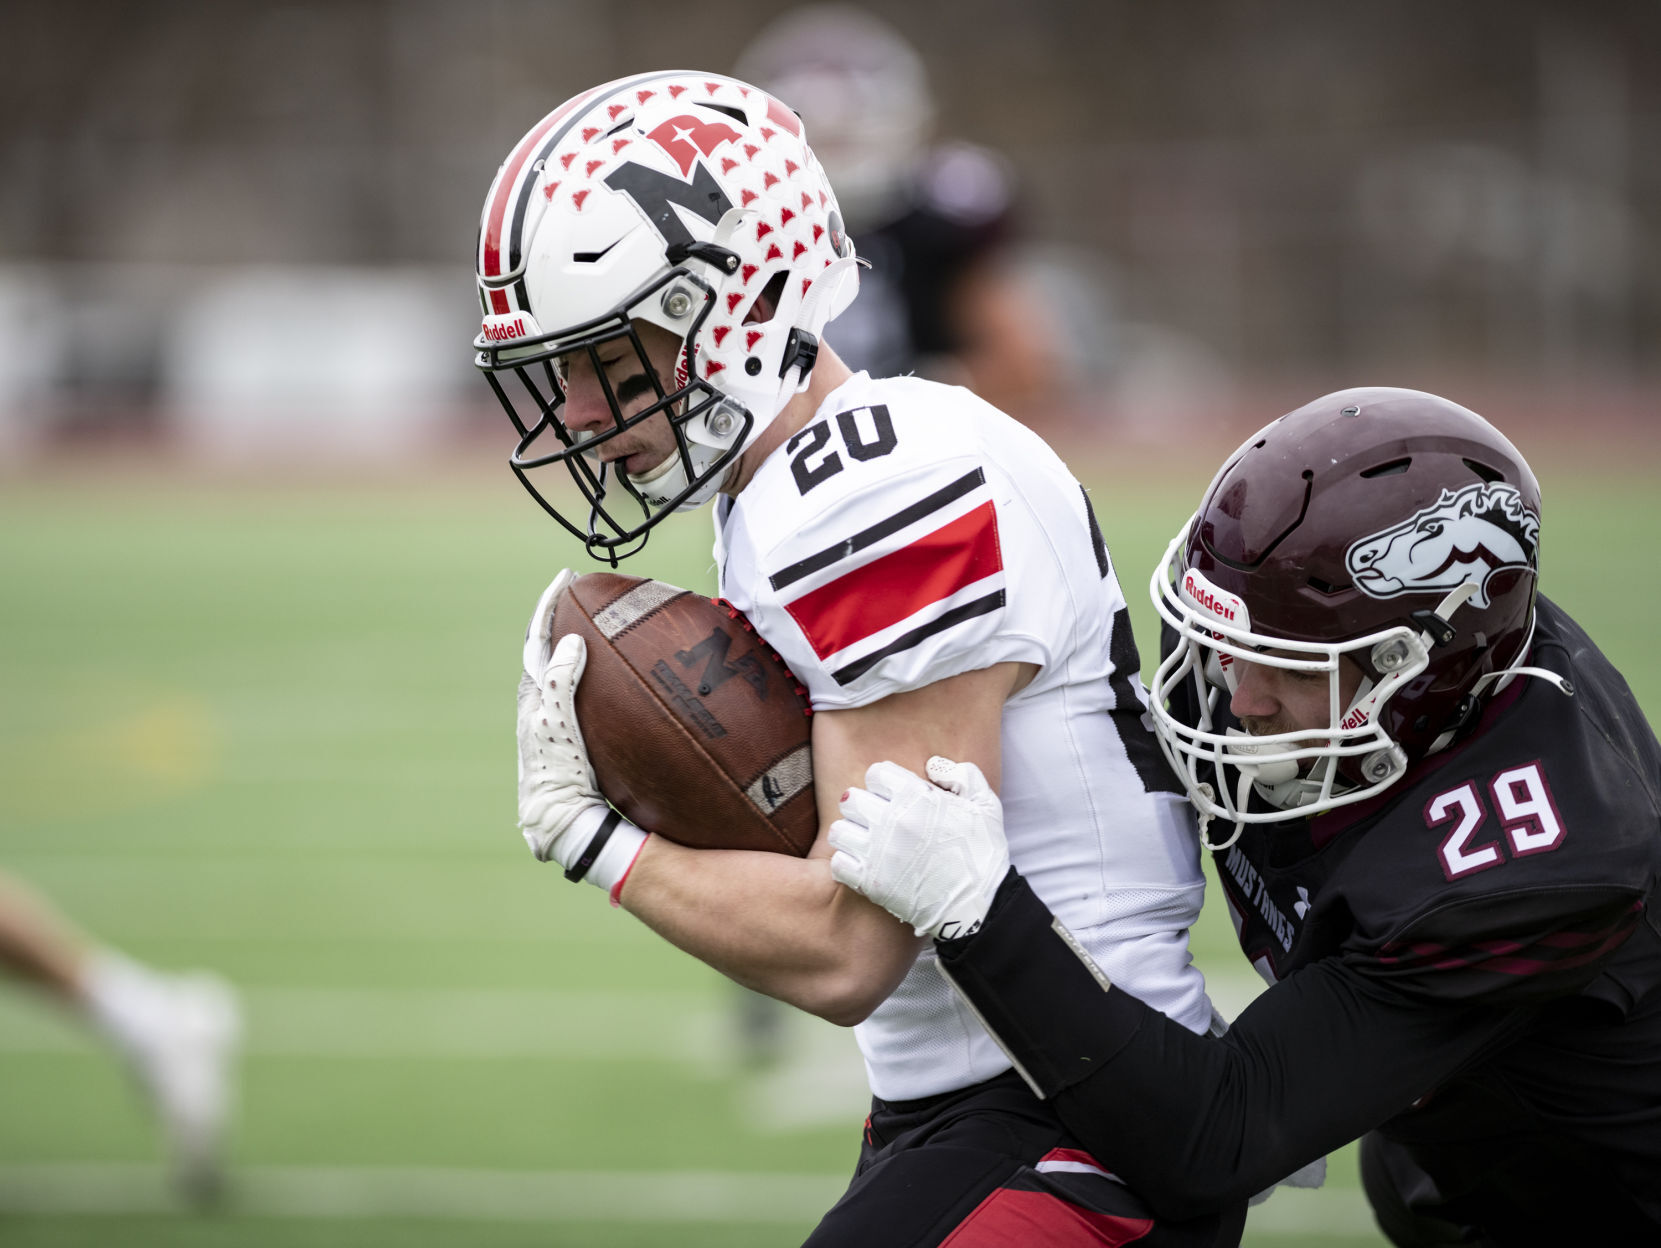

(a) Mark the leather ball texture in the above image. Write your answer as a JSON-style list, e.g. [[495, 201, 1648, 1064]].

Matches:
[[553, 572, 816, 856]]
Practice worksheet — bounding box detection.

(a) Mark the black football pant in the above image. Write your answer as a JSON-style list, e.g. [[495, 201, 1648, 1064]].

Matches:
[[1361, 1128, 1661, 1247], [801, 1069, 1247, 1247]]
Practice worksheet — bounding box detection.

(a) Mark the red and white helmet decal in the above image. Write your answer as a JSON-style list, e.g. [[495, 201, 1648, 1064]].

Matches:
[[473, 70, 862, 554], [644, 114, 743, 175], [476, 71, 686, 316]]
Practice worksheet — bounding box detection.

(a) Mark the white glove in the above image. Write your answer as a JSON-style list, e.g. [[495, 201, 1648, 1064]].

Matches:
[[829, 756, 1010, 940], [517, 570, 647, 891]]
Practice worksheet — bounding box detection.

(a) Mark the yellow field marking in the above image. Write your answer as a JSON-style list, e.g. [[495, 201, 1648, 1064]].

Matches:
[[0, 695, 216, 821]]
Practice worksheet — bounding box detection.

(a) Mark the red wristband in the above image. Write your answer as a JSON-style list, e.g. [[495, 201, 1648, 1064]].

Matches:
[[609, 836, 649, 908]]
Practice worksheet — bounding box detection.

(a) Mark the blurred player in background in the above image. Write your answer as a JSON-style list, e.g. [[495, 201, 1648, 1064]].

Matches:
[[735, 5, 1070, 427], [480, 71, 1247, 1245], [831, 388, 1661, 1243], [0, 869, 239, 1201]]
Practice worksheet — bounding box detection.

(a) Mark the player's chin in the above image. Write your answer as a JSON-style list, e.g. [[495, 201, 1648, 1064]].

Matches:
[[624, 449, 679, 481]]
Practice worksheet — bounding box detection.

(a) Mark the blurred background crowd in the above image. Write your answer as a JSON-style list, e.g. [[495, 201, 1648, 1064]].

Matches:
[[2, 0, 1655, 466]]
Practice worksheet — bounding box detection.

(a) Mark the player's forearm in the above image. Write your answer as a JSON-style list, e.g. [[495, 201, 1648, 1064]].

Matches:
[[938, 870, 1522, 1218], [617, 834, 921, 1024]]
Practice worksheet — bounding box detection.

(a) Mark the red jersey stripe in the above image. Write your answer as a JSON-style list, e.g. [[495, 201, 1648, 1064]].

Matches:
[[1380, 908, 1639, 977], [1485, 922, 1637, 977], [784, 501, 1002, 661]]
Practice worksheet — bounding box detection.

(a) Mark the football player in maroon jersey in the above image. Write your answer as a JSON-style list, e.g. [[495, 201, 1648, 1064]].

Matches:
[[831, 387, 1661, 1243]]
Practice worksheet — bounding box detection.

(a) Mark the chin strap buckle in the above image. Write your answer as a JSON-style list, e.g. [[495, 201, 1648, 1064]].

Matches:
[[1414, 583, 1480, 651], [779, 328, 819, 381], [1410, 609, 1458, 648]]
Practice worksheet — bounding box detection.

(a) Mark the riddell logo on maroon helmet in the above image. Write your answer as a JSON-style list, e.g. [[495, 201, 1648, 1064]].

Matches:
[[1183, 573, 1236, 622], [481, 317, 527, 342]]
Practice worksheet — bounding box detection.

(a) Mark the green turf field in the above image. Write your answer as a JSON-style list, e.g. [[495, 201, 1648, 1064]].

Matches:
[[0, 452, 1654, 1246]]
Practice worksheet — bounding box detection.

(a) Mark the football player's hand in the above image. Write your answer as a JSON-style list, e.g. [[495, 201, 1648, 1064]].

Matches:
[[829, 756, 1010, 941], [517, 571, 646, 890], [518, 570, 603, 863]]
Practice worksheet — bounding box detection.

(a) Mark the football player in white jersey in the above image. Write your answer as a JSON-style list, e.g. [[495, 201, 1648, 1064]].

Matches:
[[480, 71, 1242, 1246]]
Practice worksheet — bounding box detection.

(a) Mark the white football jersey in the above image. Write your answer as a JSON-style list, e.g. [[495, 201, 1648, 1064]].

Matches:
[[715, 372, 1213, 1100]]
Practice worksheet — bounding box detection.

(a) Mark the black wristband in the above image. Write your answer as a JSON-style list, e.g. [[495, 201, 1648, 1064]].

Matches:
[[564, 809, 622, 883]]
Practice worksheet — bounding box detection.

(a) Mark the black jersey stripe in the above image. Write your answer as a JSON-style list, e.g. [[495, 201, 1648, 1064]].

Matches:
[[830, 590, 1004, 686], [769, 468, 986, 591], [1107, 606, 1184, 794], [1081, 485, 1110, 579]]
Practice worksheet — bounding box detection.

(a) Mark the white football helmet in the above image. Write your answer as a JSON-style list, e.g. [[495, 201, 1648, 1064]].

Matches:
[[474, 71, 861, 560]]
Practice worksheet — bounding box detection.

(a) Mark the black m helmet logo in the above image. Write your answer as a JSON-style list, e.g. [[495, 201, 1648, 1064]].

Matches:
[[605, 161, 734, 253]]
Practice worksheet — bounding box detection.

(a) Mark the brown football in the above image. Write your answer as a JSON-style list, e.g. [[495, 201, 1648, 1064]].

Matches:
[[553, 572, 816, 856]]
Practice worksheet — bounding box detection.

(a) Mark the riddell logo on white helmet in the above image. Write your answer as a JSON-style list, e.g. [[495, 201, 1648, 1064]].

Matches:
[[481, 317, 527, 342], [1181, 570, 1250, 630], [480, 311, 545, 344]]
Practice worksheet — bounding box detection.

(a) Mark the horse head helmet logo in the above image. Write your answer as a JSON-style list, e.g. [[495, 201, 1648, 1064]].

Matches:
[[1345, 482, 1539, 609]]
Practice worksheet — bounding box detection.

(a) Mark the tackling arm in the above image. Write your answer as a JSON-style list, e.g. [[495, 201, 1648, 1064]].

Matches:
[[614, 661, 1034, 1025], [937, 870, 1532, 1219]]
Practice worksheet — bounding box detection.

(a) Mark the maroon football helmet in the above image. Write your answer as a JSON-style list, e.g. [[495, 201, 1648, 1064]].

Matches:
[[1149, 387, 1542, 838]]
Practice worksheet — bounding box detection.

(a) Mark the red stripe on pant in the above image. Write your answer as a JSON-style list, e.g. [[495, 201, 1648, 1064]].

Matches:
[[939, 1187, 1154, 1247]]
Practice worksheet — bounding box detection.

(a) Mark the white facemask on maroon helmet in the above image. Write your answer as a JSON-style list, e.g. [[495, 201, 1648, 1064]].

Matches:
[[1149, 388, 1560, 849]]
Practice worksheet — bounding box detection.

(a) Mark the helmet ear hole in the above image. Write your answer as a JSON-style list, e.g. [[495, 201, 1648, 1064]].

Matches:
[[742, 272, 788, 325], [1463, 458, 1505, 483], [697, 102, 748, 125], [1359, 457, 1412, 479]]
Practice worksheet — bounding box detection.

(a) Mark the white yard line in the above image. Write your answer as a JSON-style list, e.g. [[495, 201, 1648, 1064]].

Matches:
[[0, 974, 1272, 1136], [0, 975, 1367, 1233], [4, 971, 1362, 1226], [0, 975, 1275, 1058], [0, 1162, 1376, 1234], [0, 988, 732, 1061], [0, 1163, 844, 1222], [0, 986, 874, 1129]]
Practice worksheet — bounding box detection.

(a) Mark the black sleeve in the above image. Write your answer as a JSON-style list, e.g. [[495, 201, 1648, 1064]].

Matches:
[[938, 870, 1536, 1221]]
